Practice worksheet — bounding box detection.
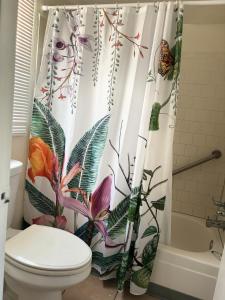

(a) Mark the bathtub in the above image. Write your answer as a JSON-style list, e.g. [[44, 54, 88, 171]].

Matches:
[[151, 212, 223, 300]]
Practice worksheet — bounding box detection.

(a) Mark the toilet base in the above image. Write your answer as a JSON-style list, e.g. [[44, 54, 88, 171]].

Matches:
[[4, 282, 17, 300], [5, 286, 62, 300], [5, 275, 63, 300], [4, 253, 91, 300]]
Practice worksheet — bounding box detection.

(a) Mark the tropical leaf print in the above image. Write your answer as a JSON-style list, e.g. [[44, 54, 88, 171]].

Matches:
[[131, 234, 159, 289], [117, 251, 130, 291], [139, 166, 167, 227], [108, 195, 130, 239], [128, 187, 141, 222], [141, 226, 157, 239], [25, 180, 56, 216], [67, 115, 110, 199], [142, 234, 159, 265], [169, 39, 182, 81], [92, 251, 123, 274], [131, 264, 153, 289], [151, 196, 166, 211], [31, 99, 65, 176], [129, 166, 168, 290], [175, 10, 184, 39], [147, 70, 156, 82], [149, 102, 161, 131], [75, 221, 98, 243]]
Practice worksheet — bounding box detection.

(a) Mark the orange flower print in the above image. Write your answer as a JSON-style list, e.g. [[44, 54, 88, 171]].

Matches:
[[28, 137, 56, 184]]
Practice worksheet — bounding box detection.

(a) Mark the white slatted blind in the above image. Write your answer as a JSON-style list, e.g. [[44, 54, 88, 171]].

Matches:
[[12, 0, 35, 134]]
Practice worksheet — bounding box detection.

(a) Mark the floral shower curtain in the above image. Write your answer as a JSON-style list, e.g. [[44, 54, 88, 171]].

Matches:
[[24, 2, 183, 295]]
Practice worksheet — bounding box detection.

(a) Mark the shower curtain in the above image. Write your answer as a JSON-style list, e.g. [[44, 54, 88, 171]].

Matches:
[[24, 2, 183, 295]]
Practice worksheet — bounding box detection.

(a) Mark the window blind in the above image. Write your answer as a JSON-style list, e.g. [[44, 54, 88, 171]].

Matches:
[[12, 0, 35, 135]]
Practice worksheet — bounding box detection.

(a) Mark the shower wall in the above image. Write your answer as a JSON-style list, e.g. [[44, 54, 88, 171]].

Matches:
[[173, 24, 225, 219]]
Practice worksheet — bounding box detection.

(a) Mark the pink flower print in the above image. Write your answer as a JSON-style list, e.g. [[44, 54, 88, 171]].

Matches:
[[112, 10, 118, 16], [54, 76, 62, 81], [40, 87, 48, 94], [54, 38, 67, 50], [113, 40, 123, 48], [134, 32, 140, 40], [58, 93, 66, 100], [58, 176, 113, 242], [32, 215, 67, 230], [77, 34, 93, 51], [52, 51, 64, 63]]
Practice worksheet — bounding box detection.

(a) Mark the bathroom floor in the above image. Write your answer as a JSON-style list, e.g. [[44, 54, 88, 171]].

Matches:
[[63, 275, 160, 300]]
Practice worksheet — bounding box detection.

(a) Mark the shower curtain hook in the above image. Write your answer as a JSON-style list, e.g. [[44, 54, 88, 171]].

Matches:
[[115, 1, 119, 10], [155, 0, 160, 12], [73, 0, 79, 10], [136, 1, 140, 12]]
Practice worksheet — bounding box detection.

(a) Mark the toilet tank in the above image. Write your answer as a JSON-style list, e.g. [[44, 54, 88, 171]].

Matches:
[[8, 160, 23, 228]]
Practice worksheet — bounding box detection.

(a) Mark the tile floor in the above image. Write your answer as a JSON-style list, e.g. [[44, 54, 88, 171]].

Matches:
[[63, 275, 159, 300]]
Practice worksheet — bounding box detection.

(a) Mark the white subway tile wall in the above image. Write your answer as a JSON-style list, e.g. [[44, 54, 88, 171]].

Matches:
[[173, 24, 225, 219]]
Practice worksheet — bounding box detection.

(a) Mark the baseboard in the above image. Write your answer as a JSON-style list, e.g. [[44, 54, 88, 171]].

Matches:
[[148, 283, 201, 300]]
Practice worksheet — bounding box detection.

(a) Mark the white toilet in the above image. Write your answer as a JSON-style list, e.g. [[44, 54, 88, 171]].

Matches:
[[4, 160, 92, 300]]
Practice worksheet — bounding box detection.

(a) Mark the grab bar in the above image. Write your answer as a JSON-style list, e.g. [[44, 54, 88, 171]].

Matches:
[[173, 150, 222, 176]]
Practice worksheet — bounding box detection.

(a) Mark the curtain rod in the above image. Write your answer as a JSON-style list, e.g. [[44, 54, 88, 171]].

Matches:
[[42, 0, 225, 10]]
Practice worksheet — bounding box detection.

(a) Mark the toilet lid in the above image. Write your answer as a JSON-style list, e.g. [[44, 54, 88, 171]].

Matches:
[[5, 225, 92, 271]]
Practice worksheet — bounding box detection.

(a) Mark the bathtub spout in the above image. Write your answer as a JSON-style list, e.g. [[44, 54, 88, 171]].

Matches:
[[206, 216, 225, 229]]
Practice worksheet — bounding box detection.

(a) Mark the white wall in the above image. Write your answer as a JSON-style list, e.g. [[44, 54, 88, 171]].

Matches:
[[0, 0, 18, 297], [173, 24, 225, 218]]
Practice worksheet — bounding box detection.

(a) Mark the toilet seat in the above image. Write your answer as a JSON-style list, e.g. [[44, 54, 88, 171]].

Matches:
[[5, 254, 92, 276], [5, 225, 92, 276]]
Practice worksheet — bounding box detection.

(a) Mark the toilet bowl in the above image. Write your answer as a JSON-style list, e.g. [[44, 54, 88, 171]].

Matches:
[[5, 225, 92, 300], [4, 160, 92, 300]]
